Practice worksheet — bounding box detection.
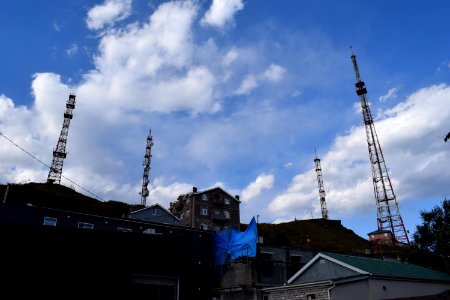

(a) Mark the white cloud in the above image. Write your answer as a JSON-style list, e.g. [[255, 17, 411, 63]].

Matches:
[[222, 47, 238, 66], [235, 64, 286, 95], [149, 180, 193, 208], [241, 174, 274, 202], [66, 43, 78, 56], [86, 0, 132, 30], [262, 64, 285, 82], [200, 0, 244, 28], [235, 74, 258, 95], [290, 90, 301, 98], [268, 84, 450, 220], [379, 87, 398, 102], [284, 162, 293, 168]]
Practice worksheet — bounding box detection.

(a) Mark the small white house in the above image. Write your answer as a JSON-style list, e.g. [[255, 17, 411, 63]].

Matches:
[[262, 252, 450, 300]]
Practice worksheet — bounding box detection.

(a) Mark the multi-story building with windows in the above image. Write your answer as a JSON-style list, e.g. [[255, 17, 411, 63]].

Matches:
[[169, 186, 240, 231]]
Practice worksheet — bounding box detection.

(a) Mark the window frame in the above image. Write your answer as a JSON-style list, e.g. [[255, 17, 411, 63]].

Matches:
[[78, 222, 94, 230], [43, 216, 57, 227]]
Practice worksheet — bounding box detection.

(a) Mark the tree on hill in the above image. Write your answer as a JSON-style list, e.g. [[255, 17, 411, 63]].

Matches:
[[412, 199, 450, 256]]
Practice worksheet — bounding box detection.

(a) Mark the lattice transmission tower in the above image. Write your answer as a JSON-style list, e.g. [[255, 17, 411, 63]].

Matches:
[[47, 93, 76, 184], [140, 129, 153, 206], [350, 49, 409, 244], [314, 152, 328, 219]]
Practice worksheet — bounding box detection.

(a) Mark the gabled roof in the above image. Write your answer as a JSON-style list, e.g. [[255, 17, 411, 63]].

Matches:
[[288, 252, 450, 284], [130, 203, 180, 220], [192, 186, 241, 203]]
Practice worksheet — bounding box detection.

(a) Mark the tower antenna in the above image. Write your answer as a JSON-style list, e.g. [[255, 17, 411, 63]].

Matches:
[[350, 50, 409, 244], [140, 129, 153, 206], [314, 149, 328, 219], [47, 93, 76, 184]]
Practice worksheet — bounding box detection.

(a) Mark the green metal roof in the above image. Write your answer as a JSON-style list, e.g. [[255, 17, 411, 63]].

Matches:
[[323, 252, 450, 282]]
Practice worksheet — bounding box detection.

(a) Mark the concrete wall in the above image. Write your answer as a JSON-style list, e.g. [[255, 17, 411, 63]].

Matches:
[[263, 282, 333, 300]]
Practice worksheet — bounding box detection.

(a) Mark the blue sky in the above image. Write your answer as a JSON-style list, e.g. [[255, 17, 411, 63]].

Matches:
[[1, 0, 449, 241]]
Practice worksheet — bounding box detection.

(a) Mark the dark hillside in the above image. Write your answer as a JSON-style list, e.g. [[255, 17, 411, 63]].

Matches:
[[248, 219, 371, 254], [0, 182, 143, 217]]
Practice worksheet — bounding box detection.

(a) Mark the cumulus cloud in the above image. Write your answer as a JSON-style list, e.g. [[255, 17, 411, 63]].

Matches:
[[80, 0, 225, 115], [235, 64, 286, 95], [379, 87, 398, 102], [241, 174, 275, 202], [268, 84, 450, 220], [86, 0, 132, 30], [149, 180, 193, 208], [200, 0, 244, 28]]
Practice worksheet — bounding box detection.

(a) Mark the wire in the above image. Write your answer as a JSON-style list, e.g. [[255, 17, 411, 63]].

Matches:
[[0, 130, 104, 201]]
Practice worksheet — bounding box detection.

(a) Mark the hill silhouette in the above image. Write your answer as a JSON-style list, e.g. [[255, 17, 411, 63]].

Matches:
[[245, 219, 372, 254], [0, 182, 143, 218]]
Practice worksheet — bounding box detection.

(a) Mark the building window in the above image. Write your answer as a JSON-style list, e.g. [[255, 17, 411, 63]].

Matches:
[[117, 227, 132, 232], [78, 222, 94, 230], [224, 198, 230, 205], [151, 207, 157, 215], [43, 217, 57, 226], [306, 294, 316, 300], [201, 207, 208, 216], [224, 210, 230, 219], [202, 194, 208, 201], [200, 223, 208, 230]]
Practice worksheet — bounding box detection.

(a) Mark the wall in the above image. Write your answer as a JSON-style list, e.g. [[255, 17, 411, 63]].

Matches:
[[263, 282, 333, 300]]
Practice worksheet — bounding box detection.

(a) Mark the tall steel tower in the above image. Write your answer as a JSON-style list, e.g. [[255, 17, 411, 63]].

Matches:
[[314, 152, 328, 219], [350, 49, 409, 244], [47, 93, 76, 184], [140, 129, 153, 206]]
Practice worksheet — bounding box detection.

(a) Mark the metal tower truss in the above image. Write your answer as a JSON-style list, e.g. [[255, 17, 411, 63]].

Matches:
[[350, 50, 409, 244], [314, 154, 329, 219], [47, 94, 76, 184], [140, 129, 153, 206]]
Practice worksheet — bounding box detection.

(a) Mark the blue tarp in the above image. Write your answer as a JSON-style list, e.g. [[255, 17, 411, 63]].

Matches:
[[213, 217, 258, 265]]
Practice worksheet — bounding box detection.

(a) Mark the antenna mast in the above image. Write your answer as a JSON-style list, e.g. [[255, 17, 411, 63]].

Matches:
[[314, 151, 328, 219], [47, 93, 76, 184], [350, 49, 409, 244], [140, 129, 153, 206]]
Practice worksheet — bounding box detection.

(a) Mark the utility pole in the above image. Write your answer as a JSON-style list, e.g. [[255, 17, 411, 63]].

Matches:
[[47, 94, 76, 184], [350, 48, 409, 244]]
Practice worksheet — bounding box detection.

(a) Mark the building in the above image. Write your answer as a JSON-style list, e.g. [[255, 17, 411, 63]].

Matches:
[[212, 244, 315, 300], [0, 202, 213, 299], [368, 229, 396, 246], [169, 186, 240, 231], [262, 252, 450, 300], [129, 203, 180, 225]]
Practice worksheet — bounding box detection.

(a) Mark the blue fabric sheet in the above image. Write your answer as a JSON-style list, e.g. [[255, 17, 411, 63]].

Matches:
[[213, 217, 258, 265]]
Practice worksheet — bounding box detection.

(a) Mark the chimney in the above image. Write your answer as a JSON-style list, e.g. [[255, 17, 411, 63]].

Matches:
[[235, 195, 240, 200], [193, 187, 198, 193]]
